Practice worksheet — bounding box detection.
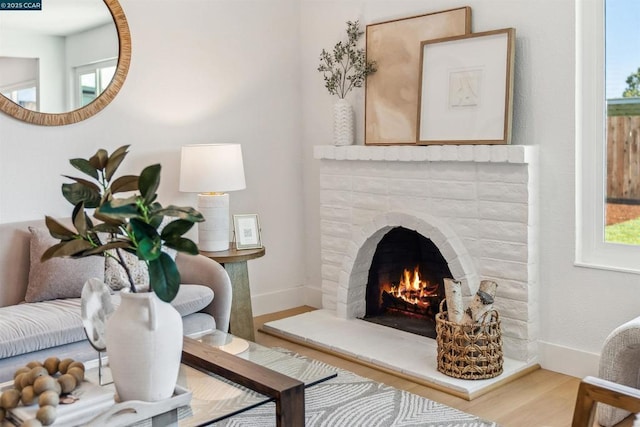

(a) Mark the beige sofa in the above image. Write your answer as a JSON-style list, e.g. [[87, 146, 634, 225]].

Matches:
[[0, 219, 232, 382]]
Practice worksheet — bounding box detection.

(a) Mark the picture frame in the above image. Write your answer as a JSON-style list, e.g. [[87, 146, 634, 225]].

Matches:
[[417, 28, 516, 145], [233, 214, 262, 250], [364, 7, 471, 145]]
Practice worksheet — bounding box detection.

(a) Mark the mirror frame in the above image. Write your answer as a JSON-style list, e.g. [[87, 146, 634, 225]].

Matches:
[[0, 0, 131, 126]]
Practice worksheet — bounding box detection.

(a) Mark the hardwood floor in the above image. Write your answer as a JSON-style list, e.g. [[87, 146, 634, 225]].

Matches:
[[254, 306, 634, 427]]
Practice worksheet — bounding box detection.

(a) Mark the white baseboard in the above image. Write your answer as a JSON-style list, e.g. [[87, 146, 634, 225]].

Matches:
[[303, 286, 322, 308], [538, 340, 600, 379], [251, 286, 306, 316], [252, 286, 322, 316]]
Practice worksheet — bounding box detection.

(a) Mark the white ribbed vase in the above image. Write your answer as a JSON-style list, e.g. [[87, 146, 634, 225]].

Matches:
[[106, 292, 182, 402], [333, 98, 354, 146]]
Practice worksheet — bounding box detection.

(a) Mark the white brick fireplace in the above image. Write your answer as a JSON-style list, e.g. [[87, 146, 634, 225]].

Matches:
[[315, 144, 538, 362], [264, 144, 539, 397]]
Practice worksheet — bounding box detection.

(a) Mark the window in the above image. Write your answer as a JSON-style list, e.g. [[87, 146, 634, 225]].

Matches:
[[577, 0, 640, 272], [1, 83, 37, 111], [74, 59, 116, 108]]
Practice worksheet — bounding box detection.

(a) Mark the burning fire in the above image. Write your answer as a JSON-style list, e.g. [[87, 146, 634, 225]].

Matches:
[[387, 266, 439, 308]]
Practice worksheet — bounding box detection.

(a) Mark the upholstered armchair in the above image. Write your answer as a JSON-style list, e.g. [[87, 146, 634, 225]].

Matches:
[[589, 316, 640, 426], [573, 376, 640, 426]]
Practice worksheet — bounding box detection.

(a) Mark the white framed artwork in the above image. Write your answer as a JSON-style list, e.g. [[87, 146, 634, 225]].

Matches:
[[417, 28, 515, 145]]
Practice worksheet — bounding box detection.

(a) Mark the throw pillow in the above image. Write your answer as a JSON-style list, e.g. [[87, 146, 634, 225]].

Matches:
[[104, 250, 150, 291], [25, 226, 105, 303], [105, 246, 178, 291], [104, 218, 177, 291]]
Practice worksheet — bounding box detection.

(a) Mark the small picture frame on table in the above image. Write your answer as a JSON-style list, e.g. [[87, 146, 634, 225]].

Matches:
[[233, 214, 262, 250]]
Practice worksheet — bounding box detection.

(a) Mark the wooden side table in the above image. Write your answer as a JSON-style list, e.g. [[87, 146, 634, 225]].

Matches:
[[200, 244, 265, 341]]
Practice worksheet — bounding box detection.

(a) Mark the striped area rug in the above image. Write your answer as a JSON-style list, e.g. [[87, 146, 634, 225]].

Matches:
[[214, 352, 498, 427]]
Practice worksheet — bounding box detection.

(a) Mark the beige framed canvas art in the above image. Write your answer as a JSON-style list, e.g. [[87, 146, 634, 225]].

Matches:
[[364, 7, 472, 145]]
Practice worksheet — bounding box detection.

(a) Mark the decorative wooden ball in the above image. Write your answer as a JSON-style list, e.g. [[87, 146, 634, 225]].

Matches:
[[7, 357, 85, 426], [0, 388, 21, 409]]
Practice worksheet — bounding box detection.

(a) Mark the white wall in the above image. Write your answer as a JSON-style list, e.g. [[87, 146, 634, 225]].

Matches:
[[66, 23, 119, 110], [300, 0, 639, 378], [0, 29, 66, 112], [0, 0, 305, 314]]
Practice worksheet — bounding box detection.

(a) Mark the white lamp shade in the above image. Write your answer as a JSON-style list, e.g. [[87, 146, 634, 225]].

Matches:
[[179, 144, 246, 193]]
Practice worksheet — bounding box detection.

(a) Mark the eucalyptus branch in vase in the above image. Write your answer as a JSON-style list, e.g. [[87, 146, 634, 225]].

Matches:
[[318, 20, 376, 145], [317, 20, 377, 99]]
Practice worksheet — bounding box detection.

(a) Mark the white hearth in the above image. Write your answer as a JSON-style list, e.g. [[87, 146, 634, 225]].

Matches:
[[265, 144, 539, 397]]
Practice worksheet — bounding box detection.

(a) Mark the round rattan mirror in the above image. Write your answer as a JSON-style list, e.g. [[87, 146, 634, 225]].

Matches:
[[0, 0, 131, 126]]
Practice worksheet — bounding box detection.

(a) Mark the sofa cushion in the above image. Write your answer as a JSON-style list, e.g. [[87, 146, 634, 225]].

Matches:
[[108, 285, 214, 317], [0, 298, 86, 358], [0, 285, 214, 359], [25, 227, 105, 303], [169, 284, 214, 316]]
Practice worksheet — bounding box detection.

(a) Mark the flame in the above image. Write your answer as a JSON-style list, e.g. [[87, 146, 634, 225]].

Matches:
[[387, 266, 438, 307]]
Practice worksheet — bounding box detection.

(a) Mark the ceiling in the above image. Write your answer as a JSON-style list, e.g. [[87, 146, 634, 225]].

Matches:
[[0, 0, 112, 37]]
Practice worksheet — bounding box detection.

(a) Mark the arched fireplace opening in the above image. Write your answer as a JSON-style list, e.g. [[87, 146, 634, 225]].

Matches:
[[363, 226, 451, 338]]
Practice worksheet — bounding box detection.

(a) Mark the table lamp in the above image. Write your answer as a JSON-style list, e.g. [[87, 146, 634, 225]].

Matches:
[[179, 144, 246, 252]]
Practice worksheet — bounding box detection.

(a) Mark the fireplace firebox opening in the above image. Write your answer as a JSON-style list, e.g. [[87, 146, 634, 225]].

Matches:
[[363, 227, 452, 339]]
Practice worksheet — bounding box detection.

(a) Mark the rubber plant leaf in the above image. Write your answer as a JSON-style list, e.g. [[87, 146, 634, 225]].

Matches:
[[70, 158, 98, 180], [98, 196, 140, 218], [71, 202, 88, 237], [163, 237, 199, 255], [41, 239, 93, 261], [41, 241, 68, 261], [138, 164, 161, 205], [105, 145, 130, 181], [92, 222, 123, 234], [148, 252, 180, 302], [160, 219, 194, 240], [151, 217, 164, 230], [89, 148, 108, 170], [62, 183, 102, 208], [130, 218, 158, 242], [83, 241, 131, 256], [130, 218, 162, 261], [44, 216, 76, 240], [137, 237, 162, 261], [110, 175, 139, 194], [156, 206, 204, 223], [93, 210, 126, 227], [110, 144, 130, 159], [61, 176, 101, 194]]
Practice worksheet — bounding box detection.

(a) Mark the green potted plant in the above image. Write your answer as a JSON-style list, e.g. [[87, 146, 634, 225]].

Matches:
[[42, 145, 204, 402], [317, 20, 377, 145], [42, 144, 203, 302]]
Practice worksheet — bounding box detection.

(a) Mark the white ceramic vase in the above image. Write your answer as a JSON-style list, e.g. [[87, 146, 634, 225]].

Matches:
[[333, 98, 354, 146], [106, 291, 183, 402]]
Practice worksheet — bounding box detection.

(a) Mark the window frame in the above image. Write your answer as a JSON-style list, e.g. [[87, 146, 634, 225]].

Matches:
[[73, 58, 117, 109], [0, 80, 38, 110], [576, 0, 640, 274]]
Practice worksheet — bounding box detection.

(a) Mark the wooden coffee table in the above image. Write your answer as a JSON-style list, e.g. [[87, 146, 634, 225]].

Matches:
[[182, 334, 305, 426]]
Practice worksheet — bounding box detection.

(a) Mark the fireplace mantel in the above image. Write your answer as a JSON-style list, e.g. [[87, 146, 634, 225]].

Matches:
[[314, 144, 537, 164]]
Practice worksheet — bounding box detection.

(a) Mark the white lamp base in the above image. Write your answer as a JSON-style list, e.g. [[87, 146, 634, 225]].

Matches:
[[197, 193, 230, 252]]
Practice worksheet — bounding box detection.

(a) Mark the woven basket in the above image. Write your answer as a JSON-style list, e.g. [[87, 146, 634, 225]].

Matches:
[[435, 300, 503, 380]]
